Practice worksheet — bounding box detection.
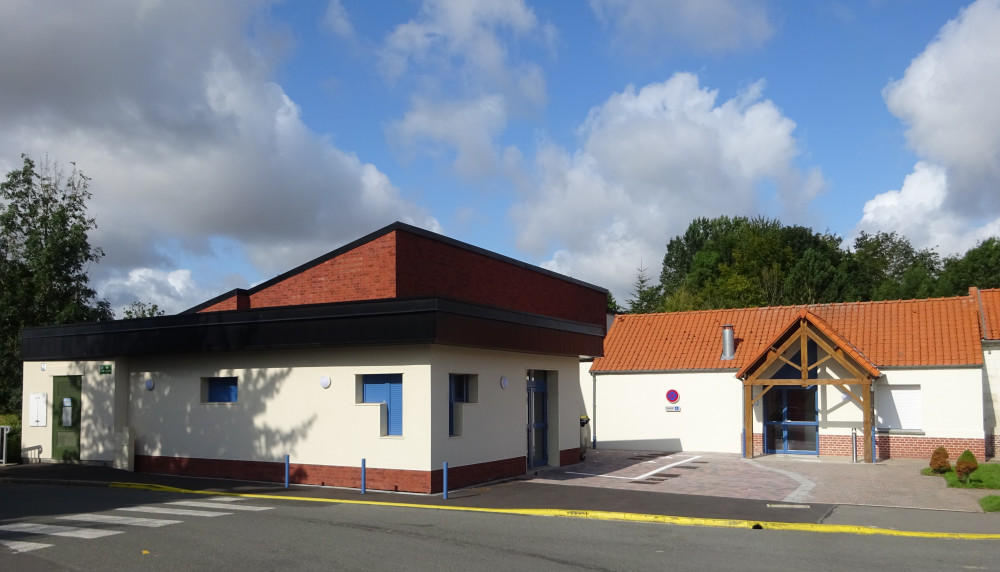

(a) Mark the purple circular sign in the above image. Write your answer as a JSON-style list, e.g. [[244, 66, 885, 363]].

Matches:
[[666, 389, 679, 403]]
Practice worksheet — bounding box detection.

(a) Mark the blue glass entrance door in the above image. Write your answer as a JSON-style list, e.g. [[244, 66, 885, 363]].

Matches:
[[527, 370, 548, 468], [764, 386, 818, 454]]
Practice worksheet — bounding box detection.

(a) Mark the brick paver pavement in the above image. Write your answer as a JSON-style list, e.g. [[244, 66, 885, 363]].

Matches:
[[531, 449, 988, 512]]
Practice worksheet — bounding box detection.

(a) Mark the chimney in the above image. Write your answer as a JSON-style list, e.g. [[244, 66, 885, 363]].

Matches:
[[721, 324, 735, 360]]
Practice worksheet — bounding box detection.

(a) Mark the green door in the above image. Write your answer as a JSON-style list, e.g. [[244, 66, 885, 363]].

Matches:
[[51, 376, 82, 460]]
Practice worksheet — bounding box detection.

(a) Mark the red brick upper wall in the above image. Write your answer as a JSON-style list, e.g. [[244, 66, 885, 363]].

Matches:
[[250, 232, 398, 308], [394, 231, 606, 327], [195, 226, 607, 328], [198, 232, 398, 312]]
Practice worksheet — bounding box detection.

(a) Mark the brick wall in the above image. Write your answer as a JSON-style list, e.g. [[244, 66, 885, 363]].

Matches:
[[559, 447, 584, 466], [395, 231, 606, 327], [747, 433, 989, 461], [873, 435, 987, 461], [249, 233, 398, 308], [196, 228, 607, 329], [135, 454, 527, 493]]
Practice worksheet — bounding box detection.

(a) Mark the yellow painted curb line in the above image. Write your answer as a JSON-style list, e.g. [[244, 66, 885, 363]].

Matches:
[[109, 482, 1000, 540]]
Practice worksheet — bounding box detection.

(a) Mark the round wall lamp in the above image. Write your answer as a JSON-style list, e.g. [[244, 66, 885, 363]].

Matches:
[[145, 378, 155, 391], [319, 375, 332, 389], [500, 376, 509, 390]]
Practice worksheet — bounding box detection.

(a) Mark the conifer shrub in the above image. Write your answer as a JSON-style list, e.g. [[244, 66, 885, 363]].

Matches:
[[955, 449, 979, 484], [929, 446, 951, 474]]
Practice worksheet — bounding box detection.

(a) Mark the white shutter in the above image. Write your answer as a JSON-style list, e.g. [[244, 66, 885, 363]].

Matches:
[[875, 385, 922, 430]]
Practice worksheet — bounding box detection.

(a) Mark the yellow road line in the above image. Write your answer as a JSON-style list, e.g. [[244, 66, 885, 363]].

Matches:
[[108, 482, 1000, 540]]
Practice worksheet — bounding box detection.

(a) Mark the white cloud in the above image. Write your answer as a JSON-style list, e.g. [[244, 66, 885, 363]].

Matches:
[[857, 162, 1000, 255], [379, 0, 548, 177], [99, 268, 213, 316], [512, 73, 823, 300], [860, 0, 1000, 254], [589, 0, 775, 56], [0, 1, 439, 312], [391, 96, 508, 176]]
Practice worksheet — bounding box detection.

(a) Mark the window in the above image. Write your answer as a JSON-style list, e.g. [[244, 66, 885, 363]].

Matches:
[[449, 374, 478, 437], [875, 385, 922, 431], [362, 374, 403, 436], [202, 377, 238, 403]]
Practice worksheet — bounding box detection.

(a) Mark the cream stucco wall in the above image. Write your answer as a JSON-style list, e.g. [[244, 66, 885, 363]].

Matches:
[[877, 367, 984, 439], [21, 359, 125, 463], [23, 344, 584, 472], [126, 346, 435, 471], [428, 346, 583, 467], [589, 371, 744, 453]]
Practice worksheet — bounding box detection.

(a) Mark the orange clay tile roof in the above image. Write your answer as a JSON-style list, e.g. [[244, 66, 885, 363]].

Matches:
[[979, 289, 1000, 340], [734, 309, 882, 380], [592, 294, 984, 373]]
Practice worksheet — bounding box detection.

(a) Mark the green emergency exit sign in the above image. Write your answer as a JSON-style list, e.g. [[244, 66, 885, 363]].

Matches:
[[100, 364, 112, 375]]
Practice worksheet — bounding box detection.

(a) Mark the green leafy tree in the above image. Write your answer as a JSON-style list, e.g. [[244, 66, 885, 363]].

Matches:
[[843, 231, 940, 301], [122, 301, 166, 319], [937, 237, 1000, 295], [0, 155, 112, 413]]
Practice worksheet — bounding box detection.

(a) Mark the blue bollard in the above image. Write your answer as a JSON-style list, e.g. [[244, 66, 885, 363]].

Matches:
[[284, 454, 290, 488], [443, 461, 448, 500], [361, 458, 366, 494]]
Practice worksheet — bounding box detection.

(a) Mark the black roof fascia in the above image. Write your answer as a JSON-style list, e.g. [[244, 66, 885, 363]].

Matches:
[[181, 221, 607, 314], [23, 298, 605, 361]]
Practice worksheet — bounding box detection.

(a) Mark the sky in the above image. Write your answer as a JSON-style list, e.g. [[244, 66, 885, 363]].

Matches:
[[2, 0, 999, 315]]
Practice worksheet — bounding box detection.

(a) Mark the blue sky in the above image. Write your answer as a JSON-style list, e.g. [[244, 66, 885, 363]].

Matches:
[[2, 0, 998, 314]]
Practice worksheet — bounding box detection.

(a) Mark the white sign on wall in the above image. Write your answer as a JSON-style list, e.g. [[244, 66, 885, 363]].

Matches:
[[30, 393, 47, 427]]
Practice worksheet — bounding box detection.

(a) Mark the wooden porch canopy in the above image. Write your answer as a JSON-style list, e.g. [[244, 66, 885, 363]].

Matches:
[[736, 309, 881, 462]]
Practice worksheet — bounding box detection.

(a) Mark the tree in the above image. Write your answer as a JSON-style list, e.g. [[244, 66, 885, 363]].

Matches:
[[606, 292, 622, 314], [627, 263, 662, 314], [122, 301, 166, 319], [0, 155, 112, 413], [937, 237, 1000, 296]]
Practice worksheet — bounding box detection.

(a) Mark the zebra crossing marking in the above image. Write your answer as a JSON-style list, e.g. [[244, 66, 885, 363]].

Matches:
[[115, 506, 232, 517], [168, 500, 273, 511], [0, 539, 53, 554], [0, 522, 123, 539], [58, 514, 183, 527], [0, 496, 273, 555]]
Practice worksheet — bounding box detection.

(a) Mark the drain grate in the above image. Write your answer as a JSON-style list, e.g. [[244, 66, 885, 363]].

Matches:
[[675, 465, 699, 470]]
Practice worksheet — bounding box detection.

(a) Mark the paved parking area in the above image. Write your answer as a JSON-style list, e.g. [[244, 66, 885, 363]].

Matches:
[[531, 449, 988, 512]]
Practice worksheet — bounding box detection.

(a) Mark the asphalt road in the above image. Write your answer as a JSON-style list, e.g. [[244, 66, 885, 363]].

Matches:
[[2, 484, 997, 571]]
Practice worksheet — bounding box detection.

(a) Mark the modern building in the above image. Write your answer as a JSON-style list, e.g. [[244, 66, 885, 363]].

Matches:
[[20, 222, 607, 493], [583, 289, 1000, 462]]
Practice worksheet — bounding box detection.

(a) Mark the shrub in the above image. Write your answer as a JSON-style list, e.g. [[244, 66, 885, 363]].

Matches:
[[929, 446, 951, 474], [955, 449, 979, 484]]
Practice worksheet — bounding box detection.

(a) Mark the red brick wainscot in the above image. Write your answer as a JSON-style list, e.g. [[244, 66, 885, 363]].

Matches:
[[135, 455, 529, 493], [745, 433, 988, 461]]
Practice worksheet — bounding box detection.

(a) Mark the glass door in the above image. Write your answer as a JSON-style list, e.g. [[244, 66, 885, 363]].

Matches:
[[764, 386, 818, 454]]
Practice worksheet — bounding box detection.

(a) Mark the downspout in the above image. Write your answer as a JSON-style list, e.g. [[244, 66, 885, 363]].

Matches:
[[591, 371, 598, 450]]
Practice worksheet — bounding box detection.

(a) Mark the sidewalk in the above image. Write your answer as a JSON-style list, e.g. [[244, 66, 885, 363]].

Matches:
[[2, 455, 998, 537]]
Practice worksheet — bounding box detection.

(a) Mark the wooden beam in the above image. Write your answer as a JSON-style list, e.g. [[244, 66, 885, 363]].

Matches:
[[749, 384, 774, 406], [834, 383, 862, 407], [800, 323, 809, 381], [862, 380, 873, 463], [744, 384, 754, 459], [808, 354, 833, 371]]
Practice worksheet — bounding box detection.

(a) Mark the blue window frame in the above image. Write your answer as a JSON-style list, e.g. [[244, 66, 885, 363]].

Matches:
[[363, 374, 402, 436], [206, 377, 238, 403]]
